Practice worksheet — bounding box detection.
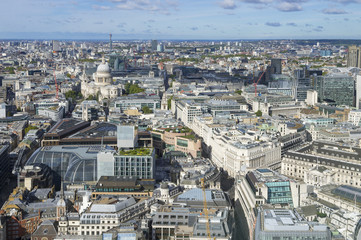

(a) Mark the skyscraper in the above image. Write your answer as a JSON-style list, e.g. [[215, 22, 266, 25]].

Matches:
[[315, 74, 355, 106], [347, 45, 361, 68], [151, 40, 158, 51], [109, 33, 112, 52]]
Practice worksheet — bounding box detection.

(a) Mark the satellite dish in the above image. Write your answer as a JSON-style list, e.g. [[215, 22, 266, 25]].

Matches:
[[240, 164, 247, 173]]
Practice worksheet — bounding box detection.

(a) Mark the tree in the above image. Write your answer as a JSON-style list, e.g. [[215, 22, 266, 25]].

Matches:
[[86, 95, 96, 100], [65, 90, 82, 101], [142, 106, 153, 114], [25, 125, 38, 135], [5, 67, 15, 74], [167, 95, 173, 110], [255, 110, 262, 117], [235, 90, 242, 95], [124, 83, 145, 95]]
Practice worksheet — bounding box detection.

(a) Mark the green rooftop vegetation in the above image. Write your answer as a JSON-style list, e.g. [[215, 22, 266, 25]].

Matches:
[[180, 134, 196, 140], [164, 126, 192, 133], [118, 148, 152, 156]]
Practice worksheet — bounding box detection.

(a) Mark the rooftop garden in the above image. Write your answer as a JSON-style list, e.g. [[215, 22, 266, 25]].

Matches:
[[118, 148, 152, 156], [164, 126, 192, 133], [180, 134, 196, 140]]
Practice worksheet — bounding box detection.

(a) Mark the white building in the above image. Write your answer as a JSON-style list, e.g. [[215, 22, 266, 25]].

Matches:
[[81, 57, 122, 101], [306, 90, 318, 106], [349, 110, 361, 126], [356, 75, 361, 109]]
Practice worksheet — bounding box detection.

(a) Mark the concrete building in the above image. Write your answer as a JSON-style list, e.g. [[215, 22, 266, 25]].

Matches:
[[235, 169, 307, 239], [111, 95, 161, 113], [347, 45, 361, 68], [315, 74, 354, 106], [305, 89, 318, 106], [254, 208, 331, 240], [356, 75, 361, 109], [0, 145, 10, 190], [176, 100, 207, 127], [282, 141, 361, 188], [152, 188, 232, 240], [349, 110, 361, 126], [97, 148, 155, 180]]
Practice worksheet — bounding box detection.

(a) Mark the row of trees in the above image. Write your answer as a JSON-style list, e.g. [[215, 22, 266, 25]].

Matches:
[[124, 83, 145, 95]]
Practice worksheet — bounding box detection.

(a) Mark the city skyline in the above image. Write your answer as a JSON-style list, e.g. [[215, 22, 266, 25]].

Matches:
[[1, 0, 361, 40]]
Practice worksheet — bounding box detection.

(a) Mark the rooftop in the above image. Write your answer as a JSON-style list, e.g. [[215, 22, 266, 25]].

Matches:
[[118, 148, 153, 156]]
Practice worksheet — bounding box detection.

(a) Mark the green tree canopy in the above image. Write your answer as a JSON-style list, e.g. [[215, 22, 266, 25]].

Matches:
[[142, 106, 153, 114], [25, 125, 38, 135], [255, 110, 262, 117], [124, 83, 145, 95]]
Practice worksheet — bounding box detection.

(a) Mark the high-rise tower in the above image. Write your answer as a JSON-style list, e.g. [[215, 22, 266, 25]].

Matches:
[[109, 33, 112, 52]]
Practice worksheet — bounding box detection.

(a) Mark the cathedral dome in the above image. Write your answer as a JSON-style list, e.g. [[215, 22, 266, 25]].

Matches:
[[95, 56, 111, 81], [97, 63, 110, 74]]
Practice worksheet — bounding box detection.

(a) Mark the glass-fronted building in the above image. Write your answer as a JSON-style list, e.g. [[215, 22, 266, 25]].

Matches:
[[265, 181, 293, 206], [97, 148, 155, 180], [26, 145, 102, 183], [111, 96, 160, 113], [315, 74, 354, 106]]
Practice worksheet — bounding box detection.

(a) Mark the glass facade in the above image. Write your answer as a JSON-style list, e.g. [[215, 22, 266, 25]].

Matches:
[[26, 147, 98, 182], [176, 139, 188, 148], [114, 155, 154, 179], [117, 125, 135, 148], [315, 75, 354, 106], [265, 181, 293, 206]]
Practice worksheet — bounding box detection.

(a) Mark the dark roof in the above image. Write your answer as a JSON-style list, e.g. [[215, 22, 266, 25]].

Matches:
[[96, 176, 138, 188], [45, 118, 90, 138]]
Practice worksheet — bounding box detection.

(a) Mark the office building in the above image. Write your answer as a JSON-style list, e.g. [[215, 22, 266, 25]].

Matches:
[[41, 118, 90, 146], [282, 141, 361, 188], [0, 145, 10, 190], [305, 90, 318, 106], [117, 125, 136, 149], [356, 75, 361, 109], [97, 148, 155, 180], [151, 40, 158, 51], [348, 109, 361, 126], [315, 74, 354, 106], [111, 95, 161, 113], [347, 45, 361, 68], [235, 168, 307, 239], [255, 208, 331, 240]]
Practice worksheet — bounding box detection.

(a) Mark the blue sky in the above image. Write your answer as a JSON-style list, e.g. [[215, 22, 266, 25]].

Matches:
[[1, 0, 361, 40]]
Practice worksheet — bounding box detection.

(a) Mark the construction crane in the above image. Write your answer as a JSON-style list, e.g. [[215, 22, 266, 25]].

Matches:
[[53, 69, 59, 99], [253, 71, 266, 97], [201, 178, 212, 239]]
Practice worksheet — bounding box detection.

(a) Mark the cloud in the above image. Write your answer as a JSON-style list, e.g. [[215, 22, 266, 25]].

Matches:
[[265, 22, 281, 27], [240, 0, 273, 3], [93, 5, 111, 10], [94, 0, 178, 15], [286, 22, 297, 26], [322, 8, 348, 14], [219, 0, 237, 9], [276, 2, 302, 11], [63, 17, 81, 24], [329, 0, 361, 4], [117, 22, 127, 28]]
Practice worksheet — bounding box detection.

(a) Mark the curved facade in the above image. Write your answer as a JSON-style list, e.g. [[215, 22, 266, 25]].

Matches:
[[26, 146, 99, 183]]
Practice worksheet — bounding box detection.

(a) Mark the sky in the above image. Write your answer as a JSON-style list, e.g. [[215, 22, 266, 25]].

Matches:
[[1, 0, 361, 40]]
